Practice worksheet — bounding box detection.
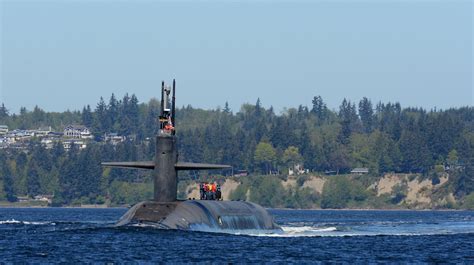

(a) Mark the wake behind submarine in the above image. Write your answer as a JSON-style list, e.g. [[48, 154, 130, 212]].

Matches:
[[102, 80, 280, 231]]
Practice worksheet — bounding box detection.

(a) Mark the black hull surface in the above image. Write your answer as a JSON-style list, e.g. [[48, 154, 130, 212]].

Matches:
[[116, 200, 280, 231]]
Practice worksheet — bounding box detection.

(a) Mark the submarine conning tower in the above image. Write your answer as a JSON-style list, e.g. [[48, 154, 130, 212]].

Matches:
[[102, 80, 232, 202], [154, 134, 177, 202], [102, 80, 280, 231], [154, 80, 178, 202]]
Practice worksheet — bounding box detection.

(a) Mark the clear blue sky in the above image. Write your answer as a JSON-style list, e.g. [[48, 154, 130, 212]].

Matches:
[[1, 0, 472, 114]]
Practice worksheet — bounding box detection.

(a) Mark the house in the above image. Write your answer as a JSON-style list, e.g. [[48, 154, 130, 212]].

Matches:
[[41, 138, 54, 149], [104, 133, 126, 145], [47, 131, 64, 138], [289, 163, 306, 176], [17, 196, 30, 202], [0, 125, 8, 135], [234, 170, 248, 177], [351, 168, 369, 175], [8, 129, 34, 141], [64, 125, 92, 139], [62, 139, 87, 150], [35, 126, 52, 137], [34, 195, 53, 204]]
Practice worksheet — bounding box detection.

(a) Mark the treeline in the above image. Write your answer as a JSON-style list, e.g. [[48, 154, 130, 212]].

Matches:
[[0, 140, 154, 205], [0, 94, 473, 205]]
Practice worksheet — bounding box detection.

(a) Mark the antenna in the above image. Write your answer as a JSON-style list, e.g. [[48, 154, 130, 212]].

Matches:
[[160, 81, 165, 116], [171, 79, 176, 130]]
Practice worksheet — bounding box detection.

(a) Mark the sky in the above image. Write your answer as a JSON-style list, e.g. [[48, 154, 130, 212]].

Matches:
[[0, 0, 472, 114]]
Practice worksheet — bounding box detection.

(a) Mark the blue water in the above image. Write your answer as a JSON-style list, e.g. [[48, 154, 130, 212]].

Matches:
[[1, 208, 473, 263]]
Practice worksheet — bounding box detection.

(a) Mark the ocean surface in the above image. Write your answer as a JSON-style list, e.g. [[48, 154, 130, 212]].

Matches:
[[1, 207, 473, 263]]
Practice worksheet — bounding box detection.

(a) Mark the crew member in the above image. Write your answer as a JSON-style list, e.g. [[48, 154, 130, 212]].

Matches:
[[203, 182, 209, 200], [199, 183, 205, 200], [216, 184, 222, 201], [207, 183, 214, 200]]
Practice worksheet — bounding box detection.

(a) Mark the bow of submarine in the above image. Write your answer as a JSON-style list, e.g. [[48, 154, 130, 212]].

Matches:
[[116, 200, 281, 231]]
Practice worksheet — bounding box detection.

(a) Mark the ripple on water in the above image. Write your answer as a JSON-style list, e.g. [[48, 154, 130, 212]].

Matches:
[[0, 208, 473, 263]]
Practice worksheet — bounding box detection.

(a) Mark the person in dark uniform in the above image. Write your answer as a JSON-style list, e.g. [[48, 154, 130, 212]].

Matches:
[[216, 184, 222, 201], [199, 183, 205, 200]]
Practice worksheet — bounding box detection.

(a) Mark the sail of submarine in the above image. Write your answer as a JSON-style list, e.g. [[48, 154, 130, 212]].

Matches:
[[102, 80, 280, 231]]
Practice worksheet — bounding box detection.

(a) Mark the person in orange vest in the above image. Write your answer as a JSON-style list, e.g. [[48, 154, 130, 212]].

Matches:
[[203, 182, 209, 200], [164, 123, 174, 131], [207, 183, 214, 200]]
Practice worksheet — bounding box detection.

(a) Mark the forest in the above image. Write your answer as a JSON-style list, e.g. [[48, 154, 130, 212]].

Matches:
[[0, 93, 472, 208]]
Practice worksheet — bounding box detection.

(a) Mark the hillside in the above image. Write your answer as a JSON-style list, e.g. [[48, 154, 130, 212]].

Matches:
[[181, 173, 472, 209]]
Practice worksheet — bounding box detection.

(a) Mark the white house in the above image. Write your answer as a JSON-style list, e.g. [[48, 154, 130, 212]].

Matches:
[[64, 125, 92, 139], [41, 138, 54, 149], [289, 163, 306, 176], [0, 125, 8, 135], [104, 133, 126, 145], [351, 168, 369, 175], [35, 126, 52, 137], [8, 129, 34, 141], [62, 139, 87, 150]]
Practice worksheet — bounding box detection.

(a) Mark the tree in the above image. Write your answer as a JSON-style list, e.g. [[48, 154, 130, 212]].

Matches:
[[223, 101, 231, 114], [283, 146, 303, 170], [447, 149, 459, 168], [26, 160, 41, 197], [321, 176, 352, 209], [108, 93, 119, 127], [81, 105, 94, 128], [0, 103, 9, 121], [338, 99, 359, 144], [311, 95, 328, 122], [254, 141, 276, 174], [0, 152, 16, 202], [93, 97, 109, 137], [358, 97, 374, 133], [329, 146, 351, 174], [464, 193, 474, 209], [399, 118, 432, 173]]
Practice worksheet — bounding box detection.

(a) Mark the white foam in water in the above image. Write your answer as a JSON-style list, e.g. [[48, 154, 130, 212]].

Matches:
[[187, 224, 340, 237], [188, 220, 474, 238], [0, 219, 55, 225], [282, 226, 337, 233], [248, 226, 340, 237], [0, 219, 22, 224]]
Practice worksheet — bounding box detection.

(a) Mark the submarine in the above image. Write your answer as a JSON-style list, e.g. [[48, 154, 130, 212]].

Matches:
[[102, 80, 280, 231]]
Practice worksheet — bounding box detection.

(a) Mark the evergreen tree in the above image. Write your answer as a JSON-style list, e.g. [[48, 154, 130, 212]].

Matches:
[[93, 97, 109, 137], [81, 105, 94, 128], [224, 101, 231, 114], [26, 160, 41, 197], [108, 93, 119, 128], [399, 118, 432, 173], [311, 95, 328, 122], [338, 99, 359, 144], [0, 152, 16, 202], [0, 103, 9, 122], [358, 97, 374, 133]]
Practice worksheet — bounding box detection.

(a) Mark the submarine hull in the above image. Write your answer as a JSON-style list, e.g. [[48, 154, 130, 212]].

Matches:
[[116, 200, 280, 231]]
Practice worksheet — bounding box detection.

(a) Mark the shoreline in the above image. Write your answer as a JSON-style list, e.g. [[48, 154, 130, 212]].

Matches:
[[0, 204, 128, 209], [269, 207, 468, 212], [0, 204, 469, 211]]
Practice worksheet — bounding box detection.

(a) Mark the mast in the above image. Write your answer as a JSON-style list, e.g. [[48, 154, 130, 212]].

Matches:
[[171, 79, 176, 132]]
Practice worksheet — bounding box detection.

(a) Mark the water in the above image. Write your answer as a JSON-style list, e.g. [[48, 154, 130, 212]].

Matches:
[[1, 208, 473, 263]]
